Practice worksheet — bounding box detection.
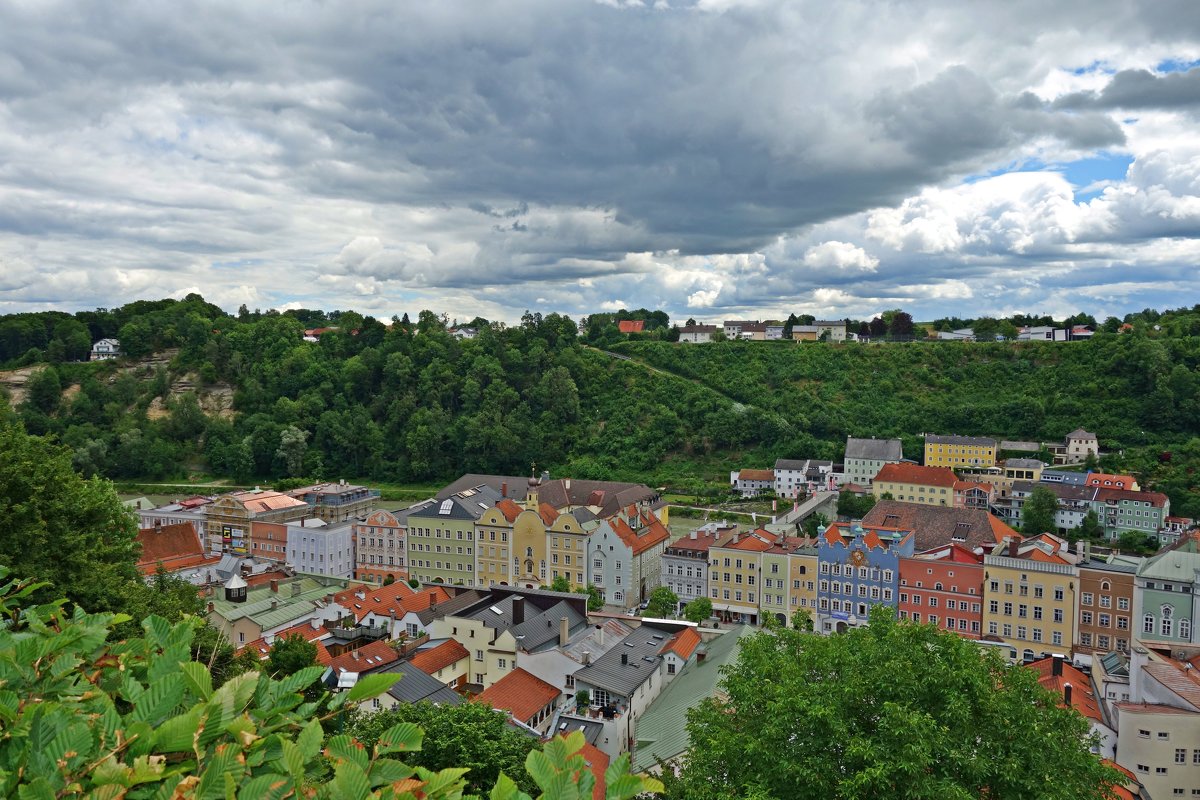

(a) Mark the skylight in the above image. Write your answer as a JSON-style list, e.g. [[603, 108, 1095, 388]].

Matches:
[[438, 500, 453, 515]]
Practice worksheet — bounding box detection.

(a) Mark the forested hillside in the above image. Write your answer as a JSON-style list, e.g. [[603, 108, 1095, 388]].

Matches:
[[1, 296, 1198, 516]]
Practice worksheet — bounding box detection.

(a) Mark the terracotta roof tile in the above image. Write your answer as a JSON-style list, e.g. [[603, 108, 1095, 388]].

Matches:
[[737, 469, 775, 482], [328, 640, 401, 674], [495, 498, 523, 522], [539, 502, 560, 525], [863, 501, 1012, 551], [659, 627, 702, 660], [475, 668, 561, 723], [136, 523, 208, 575], [408, 640, 469, 675], [1028, 657, 1102, 722], [876, 463, 958, 488], [618, 320, 645, 333], [333, 582, 451, 623]]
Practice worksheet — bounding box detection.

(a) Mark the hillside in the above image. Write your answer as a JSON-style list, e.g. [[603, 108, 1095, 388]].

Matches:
[[1, 297, 1198, 516]]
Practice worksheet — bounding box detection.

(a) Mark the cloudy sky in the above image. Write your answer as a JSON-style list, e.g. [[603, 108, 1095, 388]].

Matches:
[[1, 0, 1199, 324]]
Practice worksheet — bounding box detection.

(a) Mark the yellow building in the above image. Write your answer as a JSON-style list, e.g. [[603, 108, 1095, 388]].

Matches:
[[924, 434, 997, 469], [546, 511, 590, 590], [709, 529, 779, 625], [981, 535, 1081, 662], [476, 501, 518, 587], [872, 463, 959, 506], [788, 547, 819, 615]]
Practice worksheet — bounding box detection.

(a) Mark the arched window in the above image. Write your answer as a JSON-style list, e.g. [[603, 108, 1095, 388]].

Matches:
[[1161, 605, 1174, 637], [935, 582, 943, 591], [1101, 580, 1111, 592], [614, 591, 623, 602]]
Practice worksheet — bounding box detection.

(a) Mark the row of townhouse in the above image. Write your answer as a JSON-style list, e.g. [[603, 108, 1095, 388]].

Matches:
[[401, 476, 670, 611], [997, 480, 1172, 542]]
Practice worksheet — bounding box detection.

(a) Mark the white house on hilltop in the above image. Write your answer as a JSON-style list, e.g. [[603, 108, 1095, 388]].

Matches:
[[90, 339, 120, 360]]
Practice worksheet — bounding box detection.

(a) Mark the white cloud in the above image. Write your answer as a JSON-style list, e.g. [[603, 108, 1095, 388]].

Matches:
[[803, 241, 879, 272]]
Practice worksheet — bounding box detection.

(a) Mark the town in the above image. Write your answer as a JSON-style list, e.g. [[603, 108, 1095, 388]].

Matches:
[[123, 425, 1199, 800]]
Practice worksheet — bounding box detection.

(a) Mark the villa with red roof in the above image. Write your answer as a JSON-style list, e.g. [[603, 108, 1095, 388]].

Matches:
[[407, 639, 470, 690], [872, 463, 959, 507]]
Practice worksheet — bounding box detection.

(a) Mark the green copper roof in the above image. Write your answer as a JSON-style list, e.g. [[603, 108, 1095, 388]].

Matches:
[[211, 575, 346, 629], [632, 625, 755, 771], [1139, 538, 1200, 583]]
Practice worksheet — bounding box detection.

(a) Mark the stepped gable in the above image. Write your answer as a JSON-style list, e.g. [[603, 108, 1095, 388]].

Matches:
[[862, 500, 1012, 552]]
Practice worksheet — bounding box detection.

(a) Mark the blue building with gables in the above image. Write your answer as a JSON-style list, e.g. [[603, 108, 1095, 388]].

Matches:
[[817, 522, 914, 634]]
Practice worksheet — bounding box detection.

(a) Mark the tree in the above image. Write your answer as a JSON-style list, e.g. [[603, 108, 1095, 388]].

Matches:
[[802, 512, 830, 538], [791, 608, 814, 631], [1117, 530, 1159, 556], [1022, 486, 1060, 536], [548, 575, 571, 593], [576, 584, 605, 611], [346, 701, 542, 796], [1073, 510, 1104, 543], [837, 490, 876, 519], [267, 632, 319, 678], [25, 366, 62, 413], [0, 425, 141, 613], [276, 424, 310, 477], [0, 568, 659, 800], [644, 585, 679, 618], [682, 596, 713, 623], [674, 609, 1121, 800]]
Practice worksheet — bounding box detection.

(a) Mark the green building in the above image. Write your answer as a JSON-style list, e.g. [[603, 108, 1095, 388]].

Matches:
[[406, 485, 502, 585], [1133, 533, 1198, 645]]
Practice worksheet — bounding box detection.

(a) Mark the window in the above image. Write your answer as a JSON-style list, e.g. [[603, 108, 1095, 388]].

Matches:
[[1099, 613, 1110, 627], [1176, 749, 1186, 764], [1054, 587, 1064, 601], [498, 658, 507, 670], [1081, 592, 1093, 606], [1081, 611, 1093, 625], [475, 650, 483, 662], [1144, 615, 1156, 634], [1159, 731, 1171, 741]]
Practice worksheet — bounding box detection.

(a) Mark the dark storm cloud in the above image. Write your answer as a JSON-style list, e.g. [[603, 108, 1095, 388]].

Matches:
[[1055, 67, 1200, 110]]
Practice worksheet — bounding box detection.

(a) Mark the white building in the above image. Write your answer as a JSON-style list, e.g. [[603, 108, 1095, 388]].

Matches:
[[678, 324, 718, 343], [90, 338, 121, 360], [813, 320, 847, 342], [586, 507, 671, 610], [843, 437, 903, 488], [773, 459, 834, 497], [285, 519, 355, 578]]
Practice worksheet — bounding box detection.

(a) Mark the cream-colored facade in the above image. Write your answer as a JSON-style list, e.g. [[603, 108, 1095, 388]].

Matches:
[[429, 612, 517, 689], [709, 532, 774, 624], [789, 550, 819, 613], [547, 514, 590, 590], [982, 553, 1077, 660], [1114, 704, 1200, 799], [872, 477, 954, 506]]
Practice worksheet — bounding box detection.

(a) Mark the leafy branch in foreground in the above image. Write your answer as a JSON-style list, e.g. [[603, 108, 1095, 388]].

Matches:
[[0, 567, 661, 799]]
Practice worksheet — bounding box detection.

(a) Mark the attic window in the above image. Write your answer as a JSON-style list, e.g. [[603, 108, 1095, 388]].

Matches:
[[438, 500, 454, 515], [490, 606, 504, 615]]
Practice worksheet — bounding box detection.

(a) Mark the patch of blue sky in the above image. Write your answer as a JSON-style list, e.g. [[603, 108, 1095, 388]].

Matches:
[[961, 152, 1131, 200], [1154, 58, 1200, 74], [1068, 60, 1114, 76]]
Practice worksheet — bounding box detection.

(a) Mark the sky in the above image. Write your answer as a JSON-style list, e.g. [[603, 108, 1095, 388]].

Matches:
[[1, 0, 1199, 325]]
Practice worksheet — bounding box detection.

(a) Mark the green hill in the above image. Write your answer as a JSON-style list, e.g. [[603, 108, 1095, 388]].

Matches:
[[1, 297, 1198, 516]]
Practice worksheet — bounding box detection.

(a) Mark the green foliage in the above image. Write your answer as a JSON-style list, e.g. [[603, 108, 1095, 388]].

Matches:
[[345, 701, 541, 795], [0, 569, 656, 799], [1117, 530, 1160, 555], [548, 575, 572, 593], [682, 596, 713, 623], [0, 424, 142, 612], [1073, 510, 1104, 543], [673, 609, 1122, 800], [575, 585, 605, 611], [836, 490, 876, 519], [1022, 486, 1060, 536], [643, 585, 679, 618]]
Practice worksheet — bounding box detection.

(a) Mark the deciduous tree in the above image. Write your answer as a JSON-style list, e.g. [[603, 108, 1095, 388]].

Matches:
[[674, 610, 1121, 800]]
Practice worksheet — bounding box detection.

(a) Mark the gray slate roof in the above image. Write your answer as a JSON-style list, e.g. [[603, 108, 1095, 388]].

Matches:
[[774, 459, 809, 471], [434, 475, 659, 519], [1005, 458, 1046, 469], [412, 589, 489, 626], [845, 437, 903, 462], [409, 485, 503, 521], [573, 621, 690, 698], [508, 601, 587, 652], [925, 434, 997, 446], [551, 716, 606, 745], [385, 664, 463, 706]]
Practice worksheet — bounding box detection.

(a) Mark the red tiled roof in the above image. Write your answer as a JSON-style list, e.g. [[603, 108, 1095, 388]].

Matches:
[[539, 502, 560, 526], [876, 463, 958, 488], [475, 668, 560, 723], [495, 498, 523, 522], [1086, 473, 1137, 488], [136, 523, 208, 575], [617, 320, 644, 333], [579, 741, 609, 800], [737, 469, 775, 482], [334, 581, 451, 623], [610, 515, 671, 556], [328, 640, 400, 675], [1028, 657, 1103, 723], [717, 528, 779, 552], [660, 627, 702, 660], [408, 640, 469, 675], [1142, 661, 1200, 708]]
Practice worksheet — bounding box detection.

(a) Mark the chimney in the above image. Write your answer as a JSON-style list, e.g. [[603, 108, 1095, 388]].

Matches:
[[270, 579, 279, 593], [596, 624, 604, 646], [565, 479, 571, 491], [310, 617, 321, 630], [352, 650, 360, 661], [207, 601, 215, 613], [582, 651, 591, 665], [1052, 654, 1064, 677], [690, 530, 697, 540], [621, 653, 628, 666], [1008, 538, 1018, 558], [291, 582, 301, 597], [560, 615, 570, 647], [502, 482, 508, 498], [1063, 682, 1073, 707], [512, 597, 525, 626], [270, 600, 278, 610]]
